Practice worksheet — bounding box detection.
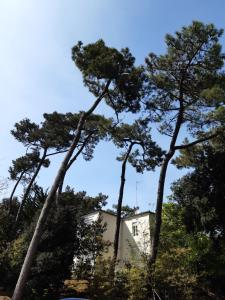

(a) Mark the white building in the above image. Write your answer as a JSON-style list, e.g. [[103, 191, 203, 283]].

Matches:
[[84, 210, 155, 264]]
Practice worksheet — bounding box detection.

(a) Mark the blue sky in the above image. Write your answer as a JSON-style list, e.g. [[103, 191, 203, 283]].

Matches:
[[1, 0, 225, 211]]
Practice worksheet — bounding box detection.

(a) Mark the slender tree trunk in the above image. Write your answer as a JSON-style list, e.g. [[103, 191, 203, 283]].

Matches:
[[149, 151, 173, 264], [15, 148, 48, 224], [145, 154, 173, 300], [56, 132, 94, 204], [144, 92, 185, 298], [12, 80, 110, 300], [149, 92, 184, 266], [57, 176, 64, 198], [8, 171, 25, 213], [111, 143, 134, 276]]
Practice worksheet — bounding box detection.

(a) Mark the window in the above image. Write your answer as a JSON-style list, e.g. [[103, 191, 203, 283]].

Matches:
[[132, 222, 138, 236]]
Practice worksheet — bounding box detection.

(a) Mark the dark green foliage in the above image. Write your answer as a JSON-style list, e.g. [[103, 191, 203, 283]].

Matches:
[[107, 204, 138, 218], [171, 143, 225, 241], [11, 112, 112, 181], [11, 119, 40, 146], [160, 136, 225, 298], [154, 203, 199, 299], [72, 40, 146, 113], [144, 20, 225, 264], [76, 113, 113, 161], [11, 112, 77, 150], [25, 189, 107, 299], [9, 112, 78, 210], [20, 184, 47, 227], [0, 188, 107, 299], [42, 112, 112, 156], [87, 260, 148, 300], [0, 198, 19, 247], [111, 120, 163, 173], [154, 202, 225, 300], [0, 197, 21, 290], [9, 112, 112, 210], [9, 151, 49, 184], [145, 21, 225, 136]]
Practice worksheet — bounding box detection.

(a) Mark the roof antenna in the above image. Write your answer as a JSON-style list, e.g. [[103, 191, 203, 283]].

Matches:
[[135, 181, 141, 214]]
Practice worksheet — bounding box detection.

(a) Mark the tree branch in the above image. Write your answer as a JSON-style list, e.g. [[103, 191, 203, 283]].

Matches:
[[46, 149, 69, 157], [174, 133, 218, 150], [106, 92, 120, 123]]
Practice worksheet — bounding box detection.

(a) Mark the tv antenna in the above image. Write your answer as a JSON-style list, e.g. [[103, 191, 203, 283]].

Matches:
[[135, 181, 141, 208]]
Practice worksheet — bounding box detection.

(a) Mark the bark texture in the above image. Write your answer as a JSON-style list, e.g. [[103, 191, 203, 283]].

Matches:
[[149, 93, 184, 264], [111, 142, 134, 276]]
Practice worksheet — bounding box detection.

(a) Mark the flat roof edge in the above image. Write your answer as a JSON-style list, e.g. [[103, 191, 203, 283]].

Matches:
[[84, 209, 155, 219]]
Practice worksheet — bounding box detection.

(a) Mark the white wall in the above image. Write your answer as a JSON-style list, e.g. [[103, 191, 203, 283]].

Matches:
[[84, 211, 153, 264], [99, 212, 118, 258], [121, 213, 151, 263], [84, 211, 100, 223], [84, 211, 118, 259]]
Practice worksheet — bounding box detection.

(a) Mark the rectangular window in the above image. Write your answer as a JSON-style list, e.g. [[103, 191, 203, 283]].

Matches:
[[132, 222, 138, 236]]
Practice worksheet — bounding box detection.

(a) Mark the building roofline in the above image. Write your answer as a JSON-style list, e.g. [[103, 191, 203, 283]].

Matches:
[[84, 209, 155, 219], [123, 210, 155, 220], [100, 209, 155, 219], [99, 209, 117, 217], [83, 209, 116, 218]]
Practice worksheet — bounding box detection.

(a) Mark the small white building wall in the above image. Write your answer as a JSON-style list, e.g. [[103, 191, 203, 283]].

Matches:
[[84, 211, 100, 224], [120, 213, 151, 263], [83, 211, 153, 264], [99, 212, 118, 259]]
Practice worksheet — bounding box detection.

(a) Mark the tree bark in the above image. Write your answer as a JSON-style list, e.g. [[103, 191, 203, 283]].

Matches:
[[56, 132, 94, 202], [8, 171, 25, 213], [149, 129, 218, 265], [149, 151, 173, 264], [12, 80, 110, 300], [111, 142, 134, 275], [149, 92, 184, 265], [15, 148, 48, 224]]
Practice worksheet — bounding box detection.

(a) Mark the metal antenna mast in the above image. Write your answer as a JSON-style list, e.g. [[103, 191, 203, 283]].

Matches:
[[135, 181, 140, 208]]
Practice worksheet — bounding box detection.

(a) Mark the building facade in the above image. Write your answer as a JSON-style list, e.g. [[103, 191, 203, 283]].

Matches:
[[84, 210, 155, 264]]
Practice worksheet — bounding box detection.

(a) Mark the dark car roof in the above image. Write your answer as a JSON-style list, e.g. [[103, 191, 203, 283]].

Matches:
[[59, 298, 88, 300], [60, 298, 89, 300]]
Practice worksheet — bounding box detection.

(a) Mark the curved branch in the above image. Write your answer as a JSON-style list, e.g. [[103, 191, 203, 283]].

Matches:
[[174, 133, 218, 150]]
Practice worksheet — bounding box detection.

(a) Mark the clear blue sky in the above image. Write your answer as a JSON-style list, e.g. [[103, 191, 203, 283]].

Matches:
[[1, 0, 225, 211]]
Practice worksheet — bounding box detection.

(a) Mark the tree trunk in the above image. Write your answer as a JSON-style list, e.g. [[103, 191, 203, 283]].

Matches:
[[56, 132, 94, 205], [145, 153, 173, 300], [15, 148, 48, 224], [8, 171, 25, 213], [111, 142, 134, 276], [149, 152, 173, 264], [149, 93, 184, 266], [12, 80, 110, 300]]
